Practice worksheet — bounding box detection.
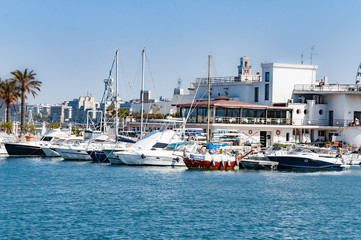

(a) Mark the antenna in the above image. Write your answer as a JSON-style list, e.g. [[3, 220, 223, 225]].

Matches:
[[310, 46, 317, 64], [177, 78, 182, 89], [356, 63, 361, 85]]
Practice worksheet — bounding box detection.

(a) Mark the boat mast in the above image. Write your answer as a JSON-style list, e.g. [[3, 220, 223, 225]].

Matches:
[[115, 50, 119, 142], [140, 49, 145, 139], [207, 54, 211, 147]]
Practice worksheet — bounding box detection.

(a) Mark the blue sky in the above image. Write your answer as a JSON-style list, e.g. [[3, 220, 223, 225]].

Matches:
[[1, 0, 361, 105]]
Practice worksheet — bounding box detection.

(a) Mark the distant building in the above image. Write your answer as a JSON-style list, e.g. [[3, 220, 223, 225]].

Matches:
[[48, 96, 99, 123], [50, 105, 72, 123]]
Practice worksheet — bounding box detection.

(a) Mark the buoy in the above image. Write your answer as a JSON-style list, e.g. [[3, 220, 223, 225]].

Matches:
[[276, 130, 281, 135]]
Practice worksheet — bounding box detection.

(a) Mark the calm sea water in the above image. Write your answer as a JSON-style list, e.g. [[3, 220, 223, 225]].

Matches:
[[1, 157, 361, 239]]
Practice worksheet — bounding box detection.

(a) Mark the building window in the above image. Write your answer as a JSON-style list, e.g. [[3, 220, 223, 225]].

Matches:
[[265, 72, 270, 82], [254, 87, 259, 102], [319, 109, 323, 115], [354, 111, 361, 121], [265, 84, 269, 100], [286, 133, 290, 141], [296, 109, 301, 114], [304, 109, 308, 114]]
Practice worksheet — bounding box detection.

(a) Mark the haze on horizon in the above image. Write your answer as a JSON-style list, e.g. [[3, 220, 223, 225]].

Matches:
[[1, 0, 361, 105]]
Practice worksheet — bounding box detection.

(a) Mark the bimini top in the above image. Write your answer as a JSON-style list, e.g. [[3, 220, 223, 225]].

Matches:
[[174, 96, 292, 110]]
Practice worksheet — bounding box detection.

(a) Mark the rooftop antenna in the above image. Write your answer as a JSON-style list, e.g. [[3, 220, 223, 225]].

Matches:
[[177, 78, 182, 89], [356, 62, 361, 85], [310, 46, 317, 64]]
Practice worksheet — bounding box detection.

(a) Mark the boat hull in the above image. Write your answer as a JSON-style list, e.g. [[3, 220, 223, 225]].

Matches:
[[55, 148, 92, 161], [266, 155, 348, 170], [87, 150, 109, 163], [103, 149, 125, 165], [42, 147, 61, 157], [5, 143, 45, 156], [116, 150, 185, 166], [183, 154, 238, 170]]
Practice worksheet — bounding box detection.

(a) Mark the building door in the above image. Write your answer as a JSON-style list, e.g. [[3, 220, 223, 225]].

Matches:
[[260, 131, 267, 147], [329, 111, 333, 126]]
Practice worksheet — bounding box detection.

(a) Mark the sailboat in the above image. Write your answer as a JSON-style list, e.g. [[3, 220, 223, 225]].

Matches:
[[183, 55, 251, 170], [112, 49, 191, 166]]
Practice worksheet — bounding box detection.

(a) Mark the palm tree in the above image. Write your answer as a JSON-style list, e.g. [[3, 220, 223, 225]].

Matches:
[[0, 79, 20, 122], [10, 69, 42, 135]]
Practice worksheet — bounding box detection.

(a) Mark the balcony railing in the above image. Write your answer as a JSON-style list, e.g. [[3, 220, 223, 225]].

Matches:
[[196, 75, 261, 84], [294, 84, 361, 92], [186, 117, 361, 127], [187, 117, 292, 125]]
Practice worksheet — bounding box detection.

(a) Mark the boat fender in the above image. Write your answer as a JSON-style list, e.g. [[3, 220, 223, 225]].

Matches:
[[176, 157, 180, 163], [235, 159, 239, 166], [211, 159, 216, 167], [141, 154, 146, 159], [221, 160, 225, 167], [227, 160, 231, 167]]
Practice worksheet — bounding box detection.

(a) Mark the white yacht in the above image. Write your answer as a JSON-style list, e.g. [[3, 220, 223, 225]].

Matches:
[[41, 136, 83, 157], [54, 131, 109, 161], [112, 130, 190, 166]]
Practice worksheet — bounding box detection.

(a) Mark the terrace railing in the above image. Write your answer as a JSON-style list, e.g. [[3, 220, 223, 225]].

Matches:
[[196, 75, 261, 84]]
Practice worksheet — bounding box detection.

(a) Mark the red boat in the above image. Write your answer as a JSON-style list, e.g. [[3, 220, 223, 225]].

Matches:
[[183, 150, 253, 170]]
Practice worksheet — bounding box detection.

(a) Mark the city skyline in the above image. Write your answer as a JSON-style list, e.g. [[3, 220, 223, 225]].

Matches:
[[1, 0, 361, 105]]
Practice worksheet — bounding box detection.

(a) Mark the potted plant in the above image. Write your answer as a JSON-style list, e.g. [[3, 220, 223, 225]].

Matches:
[[24, 122, 36, 141]]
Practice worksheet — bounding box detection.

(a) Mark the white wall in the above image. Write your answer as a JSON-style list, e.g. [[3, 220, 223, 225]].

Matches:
[[344, 128, 361, 146], [259, 63, 317, 105]]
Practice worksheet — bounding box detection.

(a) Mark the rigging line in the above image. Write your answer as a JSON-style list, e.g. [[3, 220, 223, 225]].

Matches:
[[145, 53, 159, 100], [211, 56, 219, 78], [117, 52, 129, 100], [128, 55, 142, 101], [185, 66, 208, 123]]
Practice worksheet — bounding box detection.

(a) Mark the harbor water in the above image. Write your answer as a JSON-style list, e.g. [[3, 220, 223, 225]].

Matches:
[[1, 157, 361, 239]]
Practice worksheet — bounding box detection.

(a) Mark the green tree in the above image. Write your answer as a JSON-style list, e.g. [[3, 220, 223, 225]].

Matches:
[[149, 104, 160, 114], [47, 122, 61, 129], [106, 105, 132, 118], [0, 122, 13, 134], [11, 69, 42, 135], [0, 79, 20, 122]]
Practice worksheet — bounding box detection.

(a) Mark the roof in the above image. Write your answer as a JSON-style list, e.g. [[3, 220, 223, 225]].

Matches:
[[175, 96, 292, 110]]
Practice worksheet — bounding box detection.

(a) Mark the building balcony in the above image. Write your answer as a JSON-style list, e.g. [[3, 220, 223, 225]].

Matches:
[[294, 84, 361, 93], [195, 75, 261, 85], [186, 116, 292, 125]]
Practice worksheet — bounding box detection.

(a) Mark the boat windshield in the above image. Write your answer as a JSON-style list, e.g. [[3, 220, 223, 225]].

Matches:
[[41, 136, 53, 142], [289, 147, 313, 155]]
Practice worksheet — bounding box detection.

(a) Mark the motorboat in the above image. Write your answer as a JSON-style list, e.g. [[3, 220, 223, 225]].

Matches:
[[54, 131, 109, 161], [239, 151, 278, 170], [41, 136, 83, 157], [113, 130, 189, 166], [265, 146, 350, 170], [4, 129, 70, 156], [0, 133, 17, 155]]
